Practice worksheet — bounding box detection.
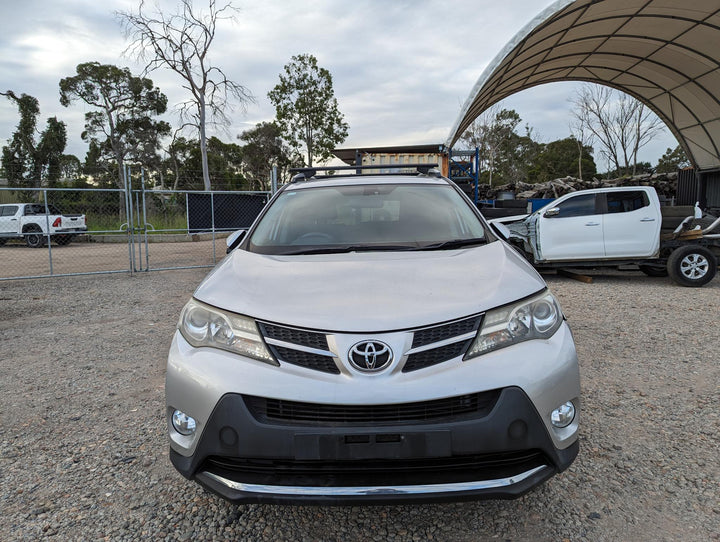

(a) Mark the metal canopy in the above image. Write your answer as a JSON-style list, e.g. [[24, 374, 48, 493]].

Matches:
[[447, 0, 720, 171]]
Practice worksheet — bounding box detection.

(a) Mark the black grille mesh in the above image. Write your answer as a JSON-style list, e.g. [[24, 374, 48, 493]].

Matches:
[[403, 340, 471, 373], [411, 316, 481, 348], [259, 322, 329, 350], [244, 390, 500, 425], [271, 346, 339, 374]]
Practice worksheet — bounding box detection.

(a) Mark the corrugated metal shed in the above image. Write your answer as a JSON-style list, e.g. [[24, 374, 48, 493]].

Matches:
[[678, 169, 720, 211]]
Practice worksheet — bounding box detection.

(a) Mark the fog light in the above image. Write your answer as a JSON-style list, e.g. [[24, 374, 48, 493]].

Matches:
[[172, 410, 197, 436], [551, 401, 575, 428]]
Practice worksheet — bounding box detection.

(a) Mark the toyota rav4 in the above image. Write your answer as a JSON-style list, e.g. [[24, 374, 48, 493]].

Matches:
[[166, 165, 580, 504]]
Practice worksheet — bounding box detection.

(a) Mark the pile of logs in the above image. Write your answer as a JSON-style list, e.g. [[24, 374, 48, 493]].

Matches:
[[475, 172, 679, 201]]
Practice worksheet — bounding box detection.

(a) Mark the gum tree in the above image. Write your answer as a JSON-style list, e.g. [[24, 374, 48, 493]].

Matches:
[[268, 54, 348, 167], [1, 91, 67, 187], [59, 62, 170, 188]]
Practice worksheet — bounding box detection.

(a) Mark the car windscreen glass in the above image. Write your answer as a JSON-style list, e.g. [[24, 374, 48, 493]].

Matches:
[[248, 183, 487, 255]]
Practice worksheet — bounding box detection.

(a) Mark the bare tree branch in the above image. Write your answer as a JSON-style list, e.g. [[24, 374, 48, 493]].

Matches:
[[570, 84, 665, 176], [118, 0, 255, 190]]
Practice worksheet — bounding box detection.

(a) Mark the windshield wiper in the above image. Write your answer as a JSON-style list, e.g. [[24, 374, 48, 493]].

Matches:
[[415, 238, 487, 251], [282, 244, 418, 255]]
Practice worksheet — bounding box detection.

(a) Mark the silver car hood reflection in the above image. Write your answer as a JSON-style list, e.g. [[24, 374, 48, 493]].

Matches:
[[194, 241, 545, 332]]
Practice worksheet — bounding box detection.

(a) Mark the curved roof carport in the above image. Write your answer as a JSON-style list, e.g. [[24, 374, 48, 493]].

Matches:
[[446, 0, 720, 172]]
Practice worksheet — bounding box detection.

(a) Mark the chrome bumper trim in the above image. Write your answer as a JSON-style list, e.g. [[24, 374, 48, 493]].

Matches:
[[201, 464, 548, 496]]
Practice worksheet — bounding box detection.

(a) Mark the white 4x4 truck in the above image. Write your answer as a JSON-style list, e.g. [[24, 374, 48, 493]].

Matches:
[[0, 203, 87, 248], [490, 186, 720, 287]]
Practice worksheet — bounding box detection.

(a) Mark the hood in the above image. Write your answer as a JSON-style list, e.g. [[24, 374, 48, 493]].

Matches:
[[193, 241, 546, 332]]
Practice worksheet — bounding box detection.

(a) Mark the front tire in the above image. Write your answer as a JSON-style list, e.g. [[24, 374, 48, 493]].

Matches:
[[667, 245, 717, 287]]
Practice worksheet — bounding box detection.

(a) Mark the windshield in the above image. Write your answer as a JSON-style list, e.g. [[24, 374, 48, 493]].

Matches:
[[248, 183, 487, 255]]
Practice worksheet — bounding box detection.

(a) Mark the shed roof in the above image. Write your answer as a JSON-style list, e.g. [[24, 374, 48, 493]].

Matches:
[[446, 0, 720, 171]]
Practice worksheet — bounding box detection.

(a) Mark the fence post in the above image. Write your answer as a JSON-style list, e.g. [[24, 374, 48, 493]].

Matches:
[[210, 191, 216, 263], [141, 167, 149, 272], [124, 164, 135, 274], [271, 166, 278, 194], [42, 190, 54, 275], [185, 192, 190, 233], [134, 188, 140, 270]]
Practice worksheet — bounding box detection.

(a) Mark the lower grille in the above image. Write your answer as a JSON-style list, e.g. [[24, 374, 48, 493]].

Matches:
[[201, 449, 548, 488], [243, 390, 500, 426]]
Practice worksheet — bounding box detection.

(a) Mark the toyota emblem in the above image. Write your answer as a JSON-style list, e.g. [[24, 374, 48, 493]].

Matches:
[[348, 340, 393, 372]]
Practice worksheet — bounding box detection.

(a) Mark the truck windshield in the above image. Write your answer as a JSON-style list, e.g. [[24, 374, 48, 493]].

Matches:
[[249, 183, 487, 255]]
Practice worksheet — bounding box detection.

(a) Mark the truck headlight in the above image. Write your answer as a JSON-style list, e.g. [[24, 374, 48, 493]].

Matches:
[[465, 290, 563, 359], [178, 298, 277, 365]]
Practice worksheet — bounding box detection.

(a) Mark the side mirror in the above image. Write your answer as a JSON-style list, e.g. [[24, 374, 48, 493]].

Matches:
[[543, 207, 560, 218], [226, 229, 247, 254], [491, 222, 512, 241]]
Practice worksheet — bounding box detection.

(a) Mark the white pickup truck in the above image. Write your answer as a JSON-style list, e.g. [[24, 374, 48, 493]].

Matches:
[[489, 186, 720, 287], [0, 203, 87, 248]]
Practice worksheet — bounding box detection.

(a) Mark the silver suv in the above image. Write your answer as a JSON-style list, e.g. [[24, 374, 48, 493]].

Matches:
[[166, 166, 580, 504]]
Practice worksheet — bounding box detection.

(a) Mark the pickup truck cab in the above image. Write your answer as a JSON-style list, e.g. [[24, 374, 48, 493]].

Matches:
[[0, 203, 87, 248], [492, 186, 720, 287]]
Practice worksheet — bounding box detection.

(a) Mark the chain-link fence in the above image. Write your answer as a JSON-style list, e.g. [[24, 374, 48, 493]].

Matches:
[[0, 184, 270, 280]]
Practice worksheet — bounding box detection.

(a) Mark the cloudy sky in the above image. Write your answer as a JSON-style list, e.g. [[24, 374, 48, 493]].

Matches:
[[0, 0, 676, 169]]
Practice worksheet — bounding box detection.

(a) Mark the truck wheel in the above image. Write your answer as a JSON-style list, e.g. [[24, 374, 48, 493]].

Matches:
[[667, 245, 717, 287], [0, 239, 6, 246], [639, 264, 668, 277], [24, 226, 46, 248]]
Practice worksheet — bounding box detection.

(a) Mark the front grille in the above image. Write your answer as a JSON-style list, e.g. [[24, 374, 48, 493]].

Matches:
[[201, 449, 548, 488], [258, 314, 482, 375], [243, 390, 500, 426], [272, 346, 339, 374], [258, 322, 338, 374], [411, 315, 481, 348], [259, 322, 329, 350], [403, 340, 472, 373]]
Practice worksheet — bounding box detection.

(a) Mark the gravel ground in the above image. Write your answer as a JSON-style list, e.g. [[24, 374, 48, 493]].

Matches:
[[1, 268, 719, 541], [0, 239, 221, 279]]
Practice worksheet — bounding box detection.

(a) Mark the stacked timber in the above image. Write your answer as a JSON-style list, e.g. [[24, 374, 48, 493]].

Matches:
[[476, 172, 678, 201]]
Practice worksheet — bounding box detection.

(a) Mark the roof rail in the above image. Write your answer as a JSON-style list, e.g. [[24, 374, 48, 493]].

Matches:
[[289, 163, 440, 183]]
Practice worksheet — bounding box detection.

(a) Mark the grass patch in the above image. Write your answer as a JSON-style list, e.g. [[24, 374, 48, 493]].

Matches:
[[86, 213, 188, 233]]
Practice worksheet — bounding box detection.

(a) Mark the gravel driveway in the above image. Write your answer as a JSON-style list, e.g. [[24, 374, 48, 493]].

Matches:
[[1, 269, 718, 541]]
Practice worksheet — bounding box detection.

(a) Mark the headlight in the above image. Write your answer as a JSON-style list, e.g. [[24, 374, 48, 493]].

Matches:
[[178, 298, 277, 365], [465, 290, 563, 359]]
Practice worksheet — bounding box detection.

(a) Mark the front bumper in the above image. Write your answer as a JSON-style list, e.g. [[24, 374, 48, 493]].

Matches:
[[169, 387, 579, 504]]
